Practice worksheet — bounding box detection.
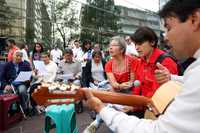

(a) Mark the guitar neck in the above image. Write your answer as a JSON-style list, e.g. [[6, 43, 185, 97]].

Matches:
[[91, 90, 150, 107], [32, 87, 150, 108]]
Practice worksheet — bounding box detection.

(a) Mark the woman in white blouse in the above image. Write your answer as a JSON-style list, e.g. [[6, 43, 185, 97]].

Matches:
[[81, 50, 107, 88]]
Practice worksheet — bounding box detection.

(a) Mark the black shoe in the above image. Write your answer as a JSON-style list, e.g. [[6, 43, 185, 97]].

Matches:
[[75, 101, 83, 113]]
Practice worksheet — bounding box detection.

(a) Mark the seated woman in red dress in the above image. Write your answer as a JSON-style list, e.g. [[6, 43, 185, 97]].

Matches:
[[105, 36, 139, 94], [83, 36, 140, 133]]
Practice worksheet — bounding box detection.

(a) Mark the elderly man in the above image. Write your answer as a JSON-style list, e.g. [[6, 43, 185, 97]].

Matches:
[[0, 50, 31, 113], [83, 0, 200, 133]]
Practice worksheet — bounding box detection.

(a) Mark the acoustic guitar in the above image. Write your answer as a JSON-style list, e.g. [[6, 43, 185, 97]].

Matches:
[[32, 81, 182, 117]]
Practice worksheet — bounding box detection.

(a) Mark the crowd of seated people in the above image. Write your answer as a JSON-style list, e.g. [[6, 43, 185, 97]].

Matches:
[[0, 26, 194, 124]]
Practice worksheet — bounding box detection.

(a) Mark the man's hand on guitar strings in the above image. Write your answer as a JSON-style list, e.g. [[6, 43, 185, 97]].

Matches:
[[155, 63, 171, 85], [82, 88, 105, 113]]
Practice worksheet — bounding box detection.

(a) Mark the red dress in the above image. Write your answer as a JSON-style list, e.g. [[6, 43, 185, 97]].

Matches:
[[105, 55, 139, 90]]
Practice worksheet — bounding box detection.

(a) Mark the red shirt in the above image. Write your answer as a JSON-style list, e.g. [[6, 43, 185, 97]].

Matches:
[[134, 48, 178, 98], [7, 46, 19, 61], [105, 55, 139, 85]]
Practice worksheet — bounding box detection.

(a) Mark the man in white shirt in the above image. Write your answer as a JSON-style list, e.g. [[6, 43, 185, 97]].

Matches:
[[34, 52, 58, 83], [50, 45, 63, 65], [30, 52, 58, 115], [20, 44, 29, 62], [72, 40, 82, 61], [83, 0, 200, 133]]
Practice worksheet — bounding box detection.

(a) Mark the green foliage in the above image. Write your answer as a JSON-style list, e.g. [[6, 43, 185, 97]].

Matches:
[[51, 0, 79, 48], [80, 0, 121, 45], [0, 0, 15, 35]]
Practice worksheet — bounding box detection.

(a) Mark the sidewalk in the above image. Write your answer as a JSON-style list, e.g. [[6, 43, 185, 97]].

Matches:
[[1, 106, 110, 133]]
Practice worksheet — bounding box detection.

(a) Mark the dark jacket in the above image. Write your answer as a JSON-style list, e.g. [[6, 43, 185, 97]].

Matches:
[[0, 60, 31, 90], [81, 60, 107, 87]]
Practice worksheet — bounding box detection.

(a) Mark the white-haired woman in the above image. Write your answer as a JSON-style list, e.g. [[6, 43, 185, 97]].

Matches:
[[83, 36, 140, 133]]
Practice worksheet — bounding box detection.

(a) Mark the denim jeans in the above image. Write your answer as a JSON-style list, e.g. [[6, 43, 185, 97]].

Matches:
[[15, 84, 29, 111]]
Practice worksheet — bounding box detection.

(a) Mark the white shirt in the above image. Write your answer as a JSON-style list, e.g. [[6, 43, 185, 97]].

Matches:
[[91, 59, 105, 82], [99, 48, 200, 133], [126, 42, 138, 56], [50, 48, 63, 64], [72, 47, 81, 59], [42, 61, 58, 83], [21, 49, 29, 62]]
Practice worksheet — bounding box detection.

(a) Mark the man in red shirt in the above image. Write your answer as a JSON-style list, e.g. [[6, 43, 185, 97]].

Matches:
[[7, 39, 19, 61]]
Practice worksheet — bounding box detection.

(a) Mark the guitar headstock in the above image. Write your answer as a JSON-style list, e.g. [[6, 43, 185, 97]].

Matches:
[[32, 83, 84, 106]]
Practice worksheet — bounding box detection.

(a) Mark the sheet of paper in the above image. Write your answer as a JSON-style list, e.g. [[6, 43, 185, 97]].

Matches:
[[14, 71, 32, 82], [60, 74, 74, 81], [33, 60, 47, 74]]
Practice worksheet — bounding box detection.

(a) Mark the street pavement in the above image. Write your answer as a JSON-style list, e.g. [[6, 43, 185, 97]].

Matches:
[[1, 105, 110, 133]]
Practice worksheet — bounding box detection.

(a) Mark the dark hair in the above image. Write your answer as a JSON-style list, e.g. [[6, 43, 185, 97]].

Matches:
[[64, 48, 73, 55], [92, 50, 102, 58], [32, 42, 44, 59], [7, 39, 16, 45], [33, 43, 44, 53], [74, 40, 79, 43], [81, 39, 92, 52], [130, 27, 158, 48], [41, 51, 50, 57], [159, 0, 200, 22], [20, 43, 26, 49]]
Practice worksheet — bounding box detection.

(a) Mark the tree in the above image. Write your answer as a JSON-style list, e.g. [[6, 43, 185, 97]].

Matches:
[[50, 0, 79, 49], [41, 2, 52, 49], [80, 0, 121, 44], [0, 0, 15, 36], [26, 0, 36, 44]]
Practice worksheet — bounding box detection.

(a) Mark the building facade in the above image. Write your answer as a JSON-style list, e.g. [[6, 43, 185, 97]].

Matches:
[[117, 6, 161, 36], [0, 0, 27, 42]]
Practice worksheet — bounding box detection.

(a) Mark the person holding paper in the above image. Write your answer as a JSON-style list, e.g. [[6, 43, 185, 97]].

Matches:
[[32, 51, 58, 83], [57, 48, 81, 85], [0, 50, 31, 113], [57, 49, 83, 114], [30, 51, 58, 115], [83, 0, 200, 132]]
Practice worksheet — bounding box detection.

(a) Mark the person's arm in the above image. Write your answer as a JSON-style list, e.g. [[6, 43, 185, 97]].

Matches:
[[155, 63, 183, 84], [106, 72, 120, 89], [85, 66, 200, 133], [46, 62, 58, 83], [84, 89, 156, 133], [100, 107, 156, 133], [171, 74, 183, 83], [74, 62, 82, 78]]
